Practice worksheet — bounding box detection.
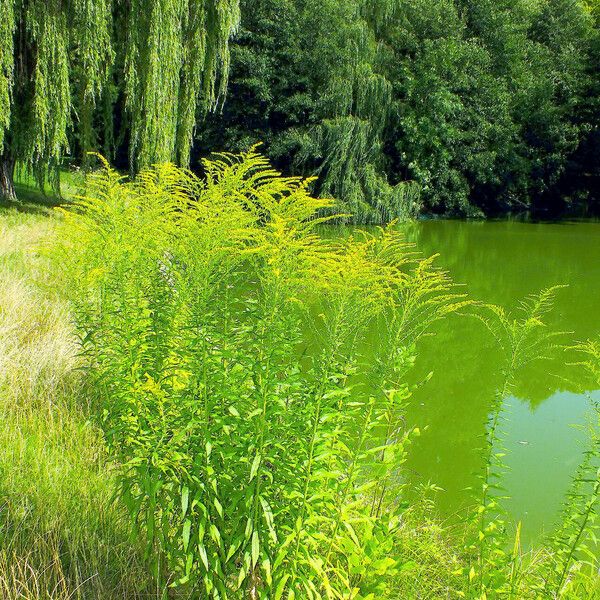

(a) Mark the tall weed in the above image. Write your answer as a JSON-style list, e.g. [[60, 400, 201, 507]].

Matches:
[[464, 292, 600, 599], [540, 337, 600, 598], [56, 149, 465, 598]]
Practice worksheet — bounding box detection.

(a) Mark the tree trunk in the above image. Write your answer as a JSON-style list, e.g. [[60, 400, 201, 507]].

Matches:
[[0, 155, 16, 202]]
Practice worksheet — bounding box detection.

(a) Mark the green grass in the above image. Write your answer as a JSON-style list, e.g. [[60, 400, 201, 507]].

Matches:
[[0, 207, 158, 599], [0, 166, 84, 217]]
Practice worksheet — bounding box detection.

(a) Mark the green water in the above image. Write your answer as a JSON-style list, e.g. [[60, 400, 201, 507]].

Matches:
[[394, 220, 600, 545]]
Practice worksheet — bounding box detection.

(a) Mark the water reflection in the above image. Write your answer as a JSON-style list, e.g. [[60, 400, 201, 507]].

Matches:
[[503, 391, 599, 544], [396, 220, 600, 542]]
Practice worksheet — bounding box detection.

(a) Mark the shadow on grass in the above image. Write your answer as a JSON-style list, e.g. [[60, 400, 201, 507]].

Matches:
[[0, 183, 66, 217]]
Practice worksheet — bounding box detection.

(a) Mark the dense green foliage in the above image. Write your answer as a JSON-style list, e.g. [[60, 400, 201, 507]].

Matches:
[[45, 151, 598, 598], [200, 0, 599, 218], [2, 0, 597, 218], [55, 150, 467, 597], [0, 0, 240, 197], [0, 0, 598, 592]]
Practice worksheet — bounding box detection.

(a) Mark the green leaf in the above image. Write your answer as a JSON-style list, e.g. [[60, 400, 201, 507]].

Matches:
[[274, 574, 290, 600], [250, 453, 261, 481], [182, 518, 191, 552], [262, 556, 272, 586], [251, 530, 260, 567], [260, 496, 277, 542], [198, 544, 209, 571], [214, 496, 224, 518], [181, 486, 189, 517]]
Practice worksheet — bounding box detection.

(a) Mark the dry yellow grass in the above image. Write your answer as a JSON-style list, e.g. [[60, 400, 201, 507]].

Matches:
[[0, 208, 157, 599]]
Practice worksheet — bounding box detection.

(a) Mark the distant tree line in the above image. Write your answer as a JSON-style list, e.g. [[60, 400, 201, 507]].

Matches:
[[199, 0, 599, 219], [0, 0, 598, 220]]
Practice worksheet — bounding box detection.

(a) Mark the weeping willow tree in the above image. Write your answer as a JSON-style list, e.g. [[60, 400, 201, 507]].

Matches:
[[0, 0, 240, 200], [291, 0, 421, 223], [123, 0, 240, 170]]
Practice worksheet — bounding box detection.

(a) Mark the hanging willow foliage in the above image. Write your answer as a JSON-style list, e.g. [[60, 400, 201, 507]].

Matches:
[[0, 0, 14, 153], [292, 0, 419, 224], [25, 1, 72, 186], [72, 0, 113, 164], [124, 0, 240, 170], [0, 0, 240, 196]]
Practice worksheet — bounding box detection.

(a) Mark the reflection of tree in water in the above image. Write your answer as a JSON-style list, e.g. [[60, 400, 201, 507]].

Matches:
[[395, 220, 600, 522], [403, 311, 502, 517], [514, 346, 600, 408]]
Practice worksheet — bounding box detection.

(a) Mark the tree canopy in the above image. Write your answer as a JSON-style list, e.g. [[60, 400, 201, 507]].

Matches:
[[0, 0, 598, 218], [0, 0, 240, 198], [201, 0, 599, 218]]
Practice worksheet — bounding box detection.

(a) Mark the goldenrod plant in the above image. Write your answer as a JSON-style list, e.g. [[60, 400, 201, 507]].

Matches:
[[3, 150, 597, 598], [54, 149, 465, 598], [466, 287, 567, 597]]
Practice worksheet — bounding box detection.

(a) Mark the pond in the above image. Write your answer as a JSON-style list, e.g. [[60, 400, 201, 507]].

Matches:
[[394, 219, 600, 546]]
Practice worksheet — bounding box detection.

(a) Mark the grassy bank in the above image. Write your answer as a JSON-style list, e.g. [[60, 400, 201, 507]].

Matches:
[[0, 207, 158, 599], [0, 155, 598, 599]]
